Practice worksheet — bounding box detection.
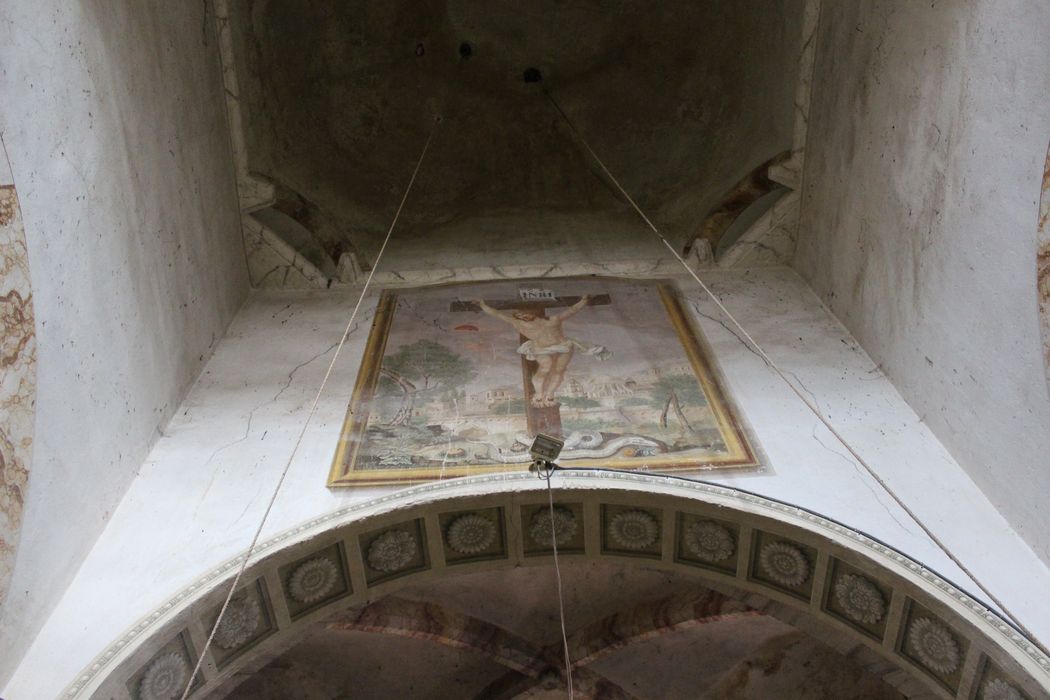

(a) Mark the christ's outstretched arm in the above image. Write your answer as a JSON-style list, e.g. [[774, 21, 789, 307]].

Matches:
[[474, 299, 514, 323], [552, 294, 592, 321]]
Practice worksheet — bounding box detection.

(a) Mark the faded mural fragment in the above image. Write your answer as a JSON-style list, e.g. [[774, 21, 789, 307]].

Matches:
[[329, 277, 758, 486], [1039, 142, 1050, 391], [0, 140, 36, 606]]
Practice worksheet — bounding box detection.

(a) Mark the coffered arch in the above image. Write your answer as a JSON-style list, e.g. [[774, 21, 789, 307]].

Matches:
[[71, 472, 1050, 699]]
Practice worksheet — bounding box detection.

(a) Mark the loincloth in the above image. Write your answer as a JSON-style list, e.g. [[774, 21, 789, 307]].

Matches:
[[516, 338, 612, 362]]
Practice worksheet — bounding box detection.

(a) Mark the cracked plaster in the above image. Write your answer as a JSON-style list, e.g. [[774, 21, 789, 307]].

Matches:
[[795, 0, 1050, 564], [7, 268, 1050, 699], [0, 0, 249, 684]]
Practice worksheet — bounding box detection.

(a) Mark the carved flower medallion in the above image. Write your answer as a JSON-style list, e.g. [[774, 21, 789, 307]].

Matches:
[[683, 520, 735, 562], [367, 529, 417, 572], [529, 507, 577, 547], [213, 592, 262, 650], [446, 513, 497, 554], [983, 678, 1024, 700], [758, 541, 810, 587], [139, 652, 189, 700], [288, 557, 339, 604], [833, 574, 886, 625], [906, 617, 961, 675], [607, 510, 659, 550]]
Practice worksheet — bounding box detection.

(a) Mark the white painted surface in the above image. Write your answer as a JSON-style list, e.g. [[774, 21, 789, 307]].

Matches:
[[0, 1, 248, 684], [6, 268, 1050, 699], [795, 1, 1050, 562]]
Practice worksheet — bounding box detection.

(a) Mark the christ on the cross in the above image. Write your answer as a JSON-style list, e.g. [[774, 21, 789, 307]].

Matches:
[[475, 294, 612, 407]]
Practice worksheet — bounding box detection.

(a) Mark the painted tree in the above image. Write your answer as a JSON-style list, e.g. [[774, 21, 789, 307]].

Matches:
[[377, 340, 476, 425], [650, 373, 707, 431]]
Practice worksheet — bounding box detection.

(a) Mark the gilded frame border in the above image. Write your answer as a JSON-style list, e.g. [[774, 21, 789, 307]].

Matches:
[[328, 278, 759, 487]]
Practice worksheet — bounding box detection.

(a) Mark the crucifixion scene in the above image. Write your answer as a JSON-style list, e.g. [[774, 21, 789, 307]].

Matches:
[[329, 277, 758, 486]]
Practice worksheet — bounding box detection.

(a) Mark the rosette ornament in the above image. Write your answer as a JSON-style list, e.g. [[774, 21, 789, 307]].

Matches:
[[982, 678, 1024, 700], [529, 507, 578, 547], [214, 592, 262, 650], [367, 529, 418, 572], [832, 574, 886, 625], [906, 617, 961, 675], [683, 520, 735, 562], [607, 510, 659, 550], [288, 556, 339, 604], [758, 541, 810, 587], [446, 513, 497, 555], [139, 652, 189, 700]]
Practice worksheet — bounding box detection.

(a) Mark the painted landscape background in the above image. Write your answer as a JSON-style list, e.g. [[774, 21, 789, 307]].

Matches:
[[331, 277, 757, 485]]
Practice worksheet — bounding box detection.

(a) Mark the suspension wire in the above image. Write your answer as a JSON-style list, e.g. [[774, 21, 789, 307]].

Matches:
[[540, 88, 1049, 656], [179, 119, 441, 699], [539, 464, 575, 699]]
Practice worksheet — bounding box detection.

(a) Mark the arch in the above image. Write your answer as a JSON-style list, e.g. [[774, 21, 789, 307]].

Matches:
[[70, 472, 1050, 699], [318, 588, 760, 699], [330, 597, 549, 677]]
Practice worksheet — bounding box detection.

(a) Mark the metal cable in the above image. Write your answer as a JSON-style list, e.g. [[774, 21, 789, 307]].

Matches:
[[540, 465, 575, 699], [541, 87, 1048, 657], [179, 118, 440, 698]]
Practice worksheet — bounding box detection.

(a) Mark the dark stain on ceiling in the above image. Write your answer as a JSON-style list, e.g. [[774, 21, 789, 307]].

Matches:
[[229, 0, 802, 267]]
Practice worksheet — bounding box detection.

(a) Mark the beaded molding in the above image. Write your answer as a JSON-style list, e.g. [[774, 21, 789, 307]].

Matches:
[[61, 471, 1050, 698]]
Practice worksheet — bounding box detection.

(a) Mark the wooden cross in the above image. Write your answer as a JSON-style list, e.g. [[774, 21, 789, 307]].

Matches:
[[450, 293, 611, 437]]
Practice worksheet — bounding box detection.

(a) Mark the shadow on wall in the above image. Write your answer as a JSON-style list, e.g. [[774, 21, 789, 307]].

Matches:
[[226, 0, 804, 264]]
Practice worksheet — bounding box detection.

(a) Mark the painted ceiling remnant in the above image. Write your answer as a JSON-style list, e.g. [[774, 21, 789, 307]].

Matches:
[[0, 139, 36, 611], [328, 277, 759, 486], [688, 150, 790, 258]]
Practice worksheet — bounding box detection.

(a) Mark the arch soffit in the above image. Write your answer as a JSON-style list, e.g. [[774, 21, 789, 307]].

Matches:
[[73, 472, 1049, 700]]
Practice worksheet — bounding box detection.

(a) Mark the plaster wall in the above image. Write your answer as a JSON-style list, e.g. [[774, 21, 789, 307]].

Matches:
[[7, 267, 1050, 698], [0, 1, 248, 683], [796, 2, 1050, 561]]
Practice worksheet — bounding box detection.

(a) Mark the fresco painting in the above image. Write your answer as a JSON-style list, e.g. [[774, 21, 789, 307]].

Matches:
[[328, 277, 759, 486]]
